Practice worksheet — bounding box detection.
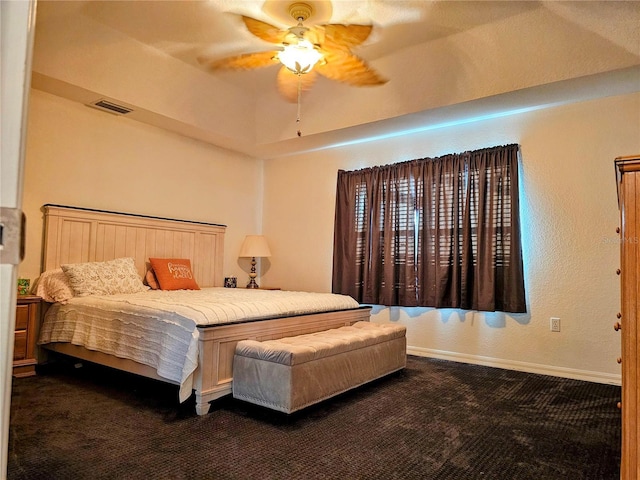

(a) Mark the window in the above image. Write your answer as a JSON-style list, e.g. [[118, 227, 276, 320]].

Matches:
[[332, 144, 526, 313]]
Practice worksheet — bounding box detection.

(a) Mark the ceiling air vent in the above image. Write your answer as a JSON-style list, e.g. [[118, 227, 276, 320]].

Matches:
[[88, 99, 133, 116]]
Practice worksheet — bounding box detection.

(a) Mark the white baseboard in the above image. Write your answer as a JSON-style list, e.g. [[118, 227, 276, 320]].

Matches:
[[407, 346, 621, 386]]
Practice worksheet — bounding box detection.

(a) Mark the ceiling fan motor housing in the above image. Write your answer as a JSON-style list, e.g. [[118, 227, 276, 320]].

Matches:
[[289, 3, 313, 22]]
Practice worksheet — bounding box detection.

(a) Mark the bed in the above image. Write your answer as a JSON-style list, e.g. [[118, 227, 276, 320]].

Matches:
[[36, 204, 371, 415]]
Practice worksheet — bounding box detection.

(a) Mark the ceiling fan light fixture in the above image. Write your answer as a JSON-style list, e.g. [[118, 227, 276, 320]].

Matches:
[[277, 39, 323, 74]]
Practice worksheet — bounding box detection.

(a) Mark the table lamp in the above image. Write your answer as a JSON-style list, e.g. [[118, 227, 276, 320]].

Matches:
[[238, 235, 272, 289]]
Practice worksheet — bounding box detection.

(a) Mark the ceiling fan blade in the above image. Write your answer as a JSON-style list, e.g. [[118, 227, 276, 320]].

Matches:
[[320, 24, 374, 48], [198, 50, 280, 70], [242, 16, 287, 44], [316, 49, 387, 86], [277, 67, 318, 103]]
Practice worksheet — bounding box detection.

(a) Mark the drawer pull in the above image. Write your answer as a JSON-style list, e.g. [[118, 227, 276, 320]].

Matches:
[[617, 312, 622, 319], [616, 269, 621, 275], [614, 322, 622, 331], [617, 401, 622, 410], [617, 357, 622, 364], [616, 227, 620, 234]]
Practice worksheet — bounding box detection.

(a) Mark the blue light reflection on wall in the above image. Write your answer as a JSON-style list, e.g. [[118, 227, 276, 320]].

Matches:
[[516, 151, 533, 324], [321, 103, 561, 152]]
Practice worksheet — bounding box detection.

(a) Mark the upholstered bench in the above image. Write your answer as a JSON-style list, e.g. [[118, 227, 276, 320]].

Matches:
[[232, 321, 407, 413]]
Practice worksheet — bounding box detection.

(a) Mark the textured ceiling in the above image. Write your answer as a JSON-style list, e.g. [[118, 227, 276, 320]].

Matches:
[[31, 1, 640, 159]]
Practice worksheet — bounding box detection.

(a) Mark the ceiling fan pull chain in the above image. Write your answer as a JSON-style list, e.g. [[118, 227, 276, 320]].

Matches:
[[296, 73, 302, 137]]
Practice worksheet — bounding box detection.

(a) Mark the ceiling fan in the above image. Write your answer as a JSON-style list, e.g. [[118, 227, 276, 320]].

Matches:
[[198, 2, 388, 103]]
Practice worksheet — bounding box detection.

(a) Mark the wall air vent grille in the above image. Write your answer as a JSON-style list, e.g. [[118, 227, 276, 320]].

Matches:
[[88, 99, 133, 115]]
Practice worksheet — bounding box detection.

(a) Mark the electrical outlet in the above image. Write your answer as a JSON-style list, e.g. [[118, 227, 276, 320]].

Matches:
[[550, 317, 561, 332]]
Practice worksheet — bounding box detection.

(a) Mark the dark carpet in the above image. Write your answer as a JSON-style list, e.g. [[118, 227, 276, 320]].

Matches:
[[8, 356, 621, 480]]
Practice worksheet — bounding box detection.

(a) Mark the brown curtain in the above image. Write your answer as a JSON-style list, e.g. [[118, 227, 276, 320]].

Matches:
[[332, 144, 526, 313]]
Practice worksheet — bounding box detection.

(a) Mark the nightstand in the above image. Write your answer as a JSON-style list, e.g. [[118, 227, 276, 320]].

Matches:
[[13, 295, 41, 377]]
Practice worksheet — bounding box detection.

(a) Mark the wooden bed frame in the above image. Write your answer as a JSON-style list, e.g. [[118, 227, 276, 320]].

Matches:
[[39, 204, 371, 415]]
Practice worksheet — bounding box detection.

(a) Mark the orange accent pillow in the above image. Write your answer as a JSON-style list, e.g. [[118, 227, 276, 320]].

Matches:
[[148, 258, 200, 291]]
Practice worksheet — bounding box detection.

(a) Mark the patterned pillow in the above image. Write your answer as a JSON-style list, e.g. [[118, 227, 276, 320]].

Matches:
[[34, 268, 75, 303], [148, 258, 200, 290], [61, 257, 148, 297]]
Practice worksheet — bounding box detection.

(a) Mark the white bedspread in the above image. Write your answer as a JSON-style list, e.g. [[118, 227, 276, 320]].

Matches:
[[38, 288, 360, 401]]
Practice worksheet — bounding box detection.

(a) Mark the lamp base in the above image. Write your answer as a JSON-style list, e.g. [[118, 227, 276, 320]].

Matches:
[[246, 256, 259, 289]]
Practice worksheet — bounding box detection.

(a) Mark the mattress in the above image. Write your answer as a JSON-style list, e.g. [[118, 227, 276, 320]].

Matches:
[[38, 288, 360, 401]]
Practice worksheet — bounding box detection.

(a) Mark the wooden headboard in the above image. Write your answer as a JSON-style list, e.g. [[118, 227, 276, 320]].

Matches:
[[42, 205, 226, 287]]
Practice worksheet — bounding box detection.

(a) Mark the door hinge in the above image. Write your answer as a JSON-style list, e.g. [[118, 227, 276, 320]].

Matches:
[[0, 207, 26, 265]]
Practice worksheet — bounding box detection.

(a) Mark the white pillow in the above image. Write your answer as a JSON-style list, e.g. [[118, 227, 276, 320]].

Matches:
[[34, 268, 75, 303], [61, 257, 148, 297]]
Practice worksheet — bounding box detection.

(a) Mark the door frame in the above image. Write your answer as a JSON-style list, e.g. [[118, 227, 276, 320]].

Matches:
[[1, 0, 37, 476]]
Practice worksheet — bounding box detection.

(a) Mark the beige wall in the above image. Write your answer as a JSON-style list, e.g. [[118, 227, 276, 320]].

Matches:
[[19, 89, 263, 284], [19, 88, 640, 384], [262, 92, 640, 384]]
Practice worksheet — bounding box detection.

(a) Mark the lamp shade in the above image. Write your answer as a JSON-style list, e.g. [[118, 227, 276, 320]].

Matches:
[[239, 235, 271, 258]]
